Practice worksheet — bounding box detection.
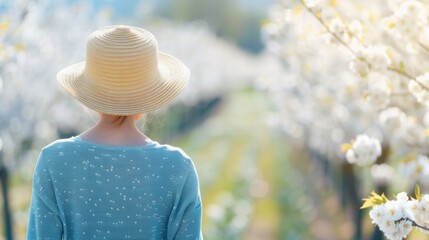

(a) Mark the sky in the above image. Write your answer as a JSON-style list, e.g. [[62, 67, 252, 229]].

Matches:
[[0, 0, 275, 19], [70, 0, 275, 17]]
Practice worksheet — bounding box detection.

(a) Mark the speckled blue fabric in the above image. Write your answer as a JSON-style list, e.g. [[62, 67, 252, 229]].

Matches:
[[27, 136, 202, 240]]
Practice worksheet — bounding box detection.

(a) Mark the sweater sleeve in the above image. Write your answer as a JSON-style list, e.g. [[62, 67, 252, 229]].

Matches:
[[27, 151, 63, 240], [167, 159, 203, 240]]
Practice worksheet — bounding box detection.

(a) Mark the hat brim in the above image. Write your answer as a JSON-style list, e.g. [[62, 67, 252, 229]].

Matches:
[[57, 52, 190, 115]]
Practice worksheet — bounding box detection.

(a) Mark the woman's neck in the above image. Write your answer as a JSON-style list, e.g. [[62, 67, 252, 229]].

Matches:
[[79, 116, 150, 146]]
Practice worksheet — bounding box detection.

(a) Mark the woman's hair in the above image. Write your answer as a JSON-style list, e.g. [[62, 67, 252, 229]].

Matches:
[[115, 114, 151, 130], [112, 115, 127, 125]]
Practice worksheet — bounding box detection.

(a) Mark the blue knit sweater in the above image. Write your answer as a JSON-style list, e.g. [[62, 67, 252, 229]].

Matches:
[[27, 136, 202, 240]]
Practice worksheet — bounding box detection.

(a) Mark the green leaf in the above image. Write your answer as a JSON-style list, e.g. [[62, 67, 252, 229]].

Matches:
[[361, 191, 389, 209], [415, 184, 422, 201], [399, 61, 405, 71], [360, 198, 375, 209], [381, 193, 388, 202]]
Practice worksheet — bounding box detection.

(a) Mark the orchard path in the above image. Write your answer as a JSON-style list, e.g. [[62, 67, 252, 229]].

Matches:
[[13, 88, 352, 240], [173, 88, 352, 240]]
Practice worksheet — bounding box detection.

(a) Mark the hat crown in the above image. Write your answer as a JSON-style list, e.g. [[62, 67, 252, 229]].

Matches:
[[114, 25, 131, 32], [84, 26, 160, 90], [57, 25, 190, 115]]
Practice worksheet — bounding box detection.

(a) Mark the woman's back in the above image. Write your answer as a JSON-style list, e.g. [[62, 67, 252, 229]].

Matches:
[[27, 25, 201, 239], [27, 136, 202, 240]]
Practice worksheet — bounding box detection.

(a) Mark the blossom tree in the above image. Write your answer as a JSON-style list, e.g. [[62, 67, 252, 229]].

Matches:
[[261, 0, 429, 239]]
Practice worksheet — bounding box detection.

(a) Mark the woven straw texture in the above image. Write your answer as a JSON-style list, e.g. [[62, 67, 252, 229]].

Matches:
[[57, 25, 190, 115]]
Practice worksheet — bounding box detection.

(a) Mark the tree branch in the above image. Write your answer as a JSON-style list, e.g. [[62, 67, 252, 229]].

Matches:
[[397, 218, 429, 232], [298, 0, 429, 92]]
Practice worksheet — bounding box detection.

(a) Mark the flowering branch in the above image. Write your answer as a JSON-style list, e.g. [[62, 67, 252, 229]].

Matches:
[[417, 41, 429, 56], [3, 0, 35, 40], [387, 66, 414, 79], [298, 0, 429, 93], [298, 0, 357, 56], [399, 218, 429, 232]]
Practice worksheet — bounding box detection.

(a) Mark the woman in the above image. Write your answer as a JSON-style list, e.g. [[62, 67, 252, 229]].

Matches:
[[27, 25, 202, 239]]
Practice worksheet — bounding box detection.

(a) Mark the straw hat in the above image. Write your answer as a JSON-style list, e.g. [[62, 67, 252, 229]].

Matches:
[[57, 25, 190, 115]]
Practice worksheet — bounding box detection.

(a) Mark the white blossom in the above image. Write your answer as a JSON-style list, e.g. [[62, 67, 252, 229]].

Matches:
[[388, 1, 426, 41], [348, 20, 364, 41], [349, 49, 370, 77], [367, 73, 392, 109], [399, 155, 429, 187], [369, 204, 385, 225], [349, 46, 391, 76], [366, 45, 392, 71], [419, 28, 429, 47], [369, 193, 413, 240], [380, 16, 397, 33], [379, 107, 407, 130], [371, 163, 395, 185], [328, 18, 347, 41], [304, 0, 322, 10], [346, 135, 382, 166], [401, 117, 426, 145], [396, 1, 426, 24], [410, 195, 429, 232], [408, 80, 429, 105], [423, 111, 429, 127], [416, 73, 429, 89]]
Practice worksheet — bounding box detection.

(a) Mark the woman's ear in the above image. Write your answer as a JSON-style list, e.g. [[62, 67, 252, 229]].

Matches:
[[133, 113, 145, 121]]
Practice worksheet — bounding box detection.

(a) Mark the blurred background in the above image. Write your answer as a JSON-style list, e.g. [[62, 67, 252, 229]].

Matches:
[[1, 0, 422, 239]]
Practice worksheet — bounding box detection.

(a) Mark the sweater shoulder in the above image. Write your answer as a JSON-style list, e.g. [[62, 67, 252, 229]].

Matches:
[[33, 138, 76, 169], [40, 137, 76, 155], [158, 144, 190, 159], [155, 144, 195, 169]]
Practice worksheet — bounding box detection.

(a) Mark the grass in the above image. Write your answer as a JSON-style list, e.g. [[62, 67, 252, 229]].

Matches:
[[174, 88, 311, 239]]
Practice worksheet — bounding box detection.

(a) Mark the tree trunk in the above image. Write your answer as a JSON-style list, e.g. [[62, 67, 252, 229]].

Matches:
[[0, 167, 13, 240], [343, 163, 362, 240]]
